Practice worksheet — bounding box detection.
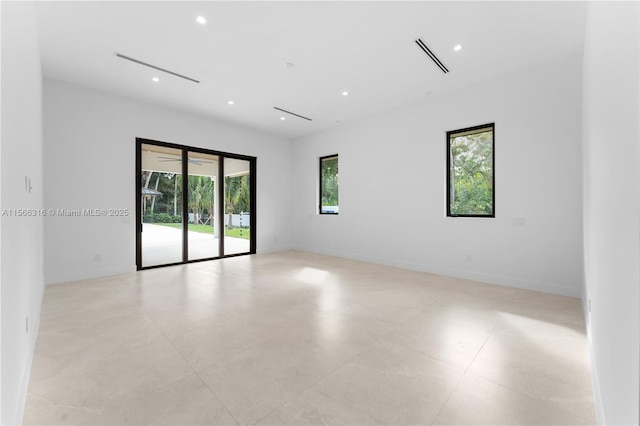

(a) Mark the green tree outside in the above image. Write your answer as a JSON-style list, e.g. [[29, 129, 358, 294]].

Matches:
[[224, 174, 250, 229], [321, 156, 339, 209], [143, 172, 250, 226], [449, 130, 493, 215]]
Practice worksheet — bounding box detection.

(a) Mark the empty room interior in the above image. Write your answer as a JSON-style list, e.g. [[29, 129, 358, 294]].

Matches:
[[2, 1, 639, 425]]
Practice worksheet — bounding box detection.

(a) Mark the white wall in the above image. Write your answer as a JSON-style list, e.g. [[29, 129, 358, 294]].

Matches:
[[1, 2, 45, 424], [43, 79, 292, 284], [292, 55, 584, 297], [582, 2, 640, 425]]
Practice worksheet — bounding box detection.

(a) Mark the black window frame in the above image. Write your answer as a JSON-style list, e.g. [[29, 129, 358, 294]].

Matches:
[[446, 123, 495, 218], [135, 138, 257, 270], [319, 154, 339, 215]]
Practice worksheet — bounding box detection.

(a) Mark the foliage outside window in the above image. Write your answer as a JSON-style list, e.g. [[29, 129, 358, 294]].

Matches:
[[188, 175, 214, 226], [447, 124, 494, 217], [224, 174, 250, 227], [320, 154, 339, 214], [141, 171, 183, 223]]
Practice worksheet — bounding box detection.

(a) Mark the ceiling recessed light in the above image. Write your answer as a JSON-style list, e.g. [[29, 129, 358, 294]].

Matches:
[[280, 116, 285, 121], [228, 100, 234, 105], [454, 44, 463, 51], [196, 16, 207, 25], [152, 77, 159, 82], [342, 91, 349, 96]]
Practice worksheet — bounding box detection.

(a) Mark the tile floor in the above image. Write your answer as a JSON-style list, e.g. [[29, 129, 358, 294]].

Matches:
[[24, 250, 596, 425]]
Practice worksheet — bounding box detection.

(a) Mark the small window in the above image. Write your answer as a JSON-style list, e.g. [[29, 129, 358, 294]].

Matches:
[[447, 123, 495, 217], [319, 154, 339, 214]]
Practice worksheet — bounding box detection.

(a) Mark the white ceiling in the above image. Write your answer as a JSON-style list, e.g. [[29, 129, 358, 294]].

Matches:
[[35, 1, 587, 140]]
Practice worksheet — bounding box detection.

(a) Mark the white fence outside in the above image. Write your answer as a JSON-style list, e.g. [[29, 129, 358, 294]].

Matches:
[[188, 212, 250, 228], [227, 213, 250, 228]]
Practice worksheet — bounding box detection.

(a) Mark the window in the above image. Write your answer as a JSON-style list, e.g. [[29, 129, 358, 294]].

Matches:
[[447, 123, 494, 217], [319, 154, 339, 214]]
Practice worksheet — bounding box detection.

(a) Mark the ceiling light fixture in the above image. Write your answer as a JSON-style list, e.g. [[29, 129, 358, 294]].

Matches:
[[228, 100, 235, 105], [196, 16, 207, 25], [454, 44, 463, 51], [342, 91, 349, 96], [280, 116, 286, 121], [152, 77, 159, 82]]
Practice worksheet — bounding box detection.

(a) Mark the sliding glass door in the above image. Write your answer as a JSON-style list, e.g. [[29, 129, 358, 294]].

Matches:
[[140, 144, 184, 267], [136, 139, 256, 269], [188, 151, 220, 261], [223, 158, 252, 256]]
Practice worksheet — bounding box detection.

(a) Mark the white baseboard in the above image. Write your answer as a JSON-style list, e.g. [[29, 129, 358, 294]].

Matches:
[[583, 296, 605, 425], [587, 333, 605, 425], [13, 284, 44, 425], [45, 265, 136, 285], [256, 244, 294, 254], [291, 245, 582, 298], [44, 248, 581, 298]]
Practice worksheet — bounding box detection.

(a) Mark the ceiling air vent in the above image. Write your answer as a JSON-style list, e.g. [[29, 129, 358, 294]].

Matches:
[[114, 52, 200, 83], [273, 107, 312, 121], [414, 39, 449, 74]]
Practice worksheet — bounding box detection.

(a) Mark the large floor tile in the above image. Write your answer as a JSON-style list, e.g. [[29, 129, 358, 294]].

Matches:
[[30, 308, 164, 384], [82, 373, 237, 425], [258, 388, 382, 425], [23, 393, 103, 426], [40, 278, 139, 321], [290, 310, 397, 348], [507, 288, 586, 325], [468, 315, 595, 421], [438, 279, 519, 311], [198, 335, 364, 425], [168, 317, 268, 372], [386, 303, 499, 369], [433, 373, 594, 425], [24, 336, 193, 424], [311, 340, 464, 425]]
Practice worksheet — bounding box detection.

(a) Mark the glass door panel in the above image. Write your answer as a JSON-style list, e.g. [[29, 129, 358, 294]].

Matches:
[[137, 139, 256, 270], [187, 152, 220, 260], [223, 158, 251, 255], [141, 144, 183, 267]]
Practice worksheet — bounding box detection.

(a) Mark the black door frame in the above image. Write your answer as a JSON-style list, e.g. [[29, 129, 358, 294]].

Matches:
[[136, 138, 257, 270]]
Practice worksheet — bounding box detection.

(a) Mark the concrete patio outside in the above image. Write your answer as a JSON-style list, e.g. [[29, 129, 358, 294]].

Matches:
[[141, 223, 250, 267]]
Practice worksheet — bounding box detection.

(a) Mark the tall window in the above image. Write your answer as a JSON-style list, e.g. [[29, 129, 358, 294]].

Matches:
[[319, 154, 339, 214], [447, 123, 495, 217]]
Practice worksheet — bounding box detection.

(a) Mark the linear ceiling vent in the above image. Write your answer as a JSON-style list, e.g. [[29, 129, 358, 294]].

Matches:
[[114, 52, 200, 83], [414, 39, 449, 74], [273, 107, 312, 121]]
